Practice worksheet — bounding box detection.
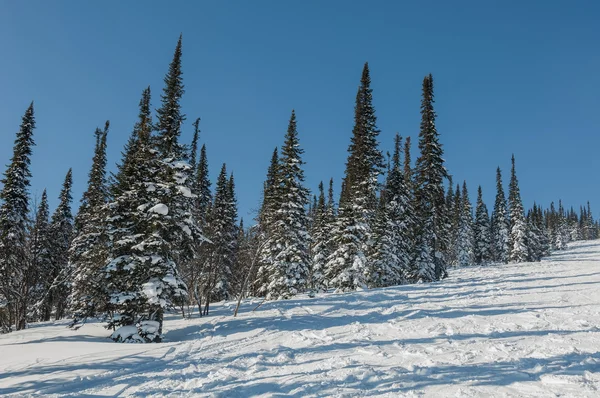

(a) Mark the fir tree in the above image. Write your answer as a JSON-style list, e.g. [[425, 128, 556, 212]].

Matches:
[[327, 63, 383, 291], [256, 147, 281, 296], [47, 169, 74, 320], [195, 144, 212, 227], [264, 111, 310, 299], [201, 165, 237, 306], [69, 122, 110, 324], [456, 181, 474, 267], [29, 190, 52, 322], [156, 35, 186, 159], [310, 181, 330, 293], [473, 186, 492, 265], [369, 134, 413, 286], [189, 118, 200, 170], [508, 155, 528, 263], [412, 74, 448, 281], [0, 103, 36, 331], [403, 136, 413, 191], [110, 35, 204, 339], [490, 167, 509, 264], [444, 180, 457, 266], [339, 62, 384, 209]]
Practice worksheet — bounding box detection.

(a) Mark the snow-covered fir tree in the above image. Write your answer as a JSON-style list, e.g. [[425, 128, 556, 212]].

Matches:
[[490, 167, 509, 264], [263, 111, 310, 300], [106, 37, 202, 342], [69, 123, 110, 324], [47, 169, 74, 320], [456, 182, 474, 267], [310, 181, 331, 293], [195, 144, 212, 228], [28, 190, 53, 322], [508, 155, 528, 263], [0, 103, 36, 331], [201, 164, 238, 306], [554, 200, 569, 250], [368, 134, 413, 286], [444, 180, 457, 266], [412, 74, 448, 281], [327, 63, 383, 291], [103, 88, 164, 338], [473, 186, 492, 265], [256, 147, 280, 297], [526, 203, 549, 261]]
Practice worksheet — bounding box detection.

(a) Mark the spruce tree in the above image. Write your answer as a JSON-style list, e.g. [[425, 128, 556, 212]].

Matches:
[[256, 147, 280, 296], [369, 134, 413, 286], [508, 155, 528, 263], [456, 181, 474, 267], [444, 180, 457, 266], [195, 144, 212, 227], [412, 74, 448, 281], [69, 122, 110, 324], [0, 103, 36, 331], [111, 35, 204, 339], [473, 186, 492, 265], [310, 181, 330, 293], [327, 63, 383, 291], [526, 203, 547, 261], [200, 165, 237, 306], [156, 35, 186, 159], [47, 169, 74, 320], [490, 167, 509, 264], [29, 190, 52, 322], [264, 111, 310, 299]]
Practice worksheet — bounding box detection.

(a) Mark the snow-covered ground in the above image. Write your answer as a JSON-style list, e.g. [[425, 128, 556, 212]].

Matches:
[[3, 241, 600, 397]]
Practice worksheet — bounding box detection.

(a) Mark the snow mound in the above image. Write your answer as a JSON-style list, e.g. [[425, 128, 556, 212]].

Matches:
[[148, 203, 168, 215]]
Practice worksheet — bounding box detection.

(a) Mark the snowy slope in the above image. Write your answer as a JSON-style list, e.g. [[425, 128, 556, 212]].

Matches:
[[3, 241, 600, 397]]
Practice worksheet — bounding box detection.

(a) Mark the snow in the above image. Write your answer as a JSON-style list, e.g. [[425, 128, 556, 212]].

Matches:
[[148, 203, 168, 215], [3, 240, 600, 396], [177, 185, 195, 198]]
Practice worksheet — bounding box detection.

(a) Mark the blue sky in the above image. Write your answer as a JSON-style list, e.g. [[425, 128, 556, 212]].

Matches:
[[1, 1, 599, 221]]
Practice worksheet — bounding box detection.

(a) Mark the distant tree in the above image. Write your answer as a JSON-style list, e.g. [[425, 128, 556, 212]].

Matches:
[[490, 167, 509, 264], [508, 155, 528, 263], [310, 181, 330, 293], [456, 181, 474, 267], [473, 186, 492, 265]]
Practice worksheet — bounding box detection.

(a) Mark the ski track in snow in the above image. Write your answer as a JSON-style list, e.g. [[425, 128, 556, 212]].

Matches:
[[3, 241, 600, 397]]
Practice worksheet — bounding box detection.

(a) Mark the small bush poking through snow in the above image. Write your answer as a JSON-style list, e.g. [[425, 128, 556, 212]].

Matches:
[[111, 320, 161, 343]]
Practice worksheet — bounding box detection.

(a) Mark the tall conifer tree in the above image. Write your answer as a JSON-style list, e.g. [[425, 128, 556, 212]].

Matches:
[[69, 123, 110, 323], [490, 167, 509, 264], [48, 169, 74, 319], [508, 155, 528, 262], [0, 103, 36, 331], [327, 63, 383, 291], [264, 111, 310, 299], [412, 74, 448, 281], [474, 186, 492, 264]]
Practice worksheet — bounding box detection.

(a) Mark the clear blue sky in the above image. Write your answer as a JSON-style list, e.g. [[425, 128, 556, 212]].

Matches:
[[1, 1, 599, 221]]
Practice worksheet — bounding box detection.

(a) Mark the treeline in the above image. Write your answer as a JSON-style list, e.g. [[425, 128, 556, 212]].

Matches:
[[0, 37, 597, 341]]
